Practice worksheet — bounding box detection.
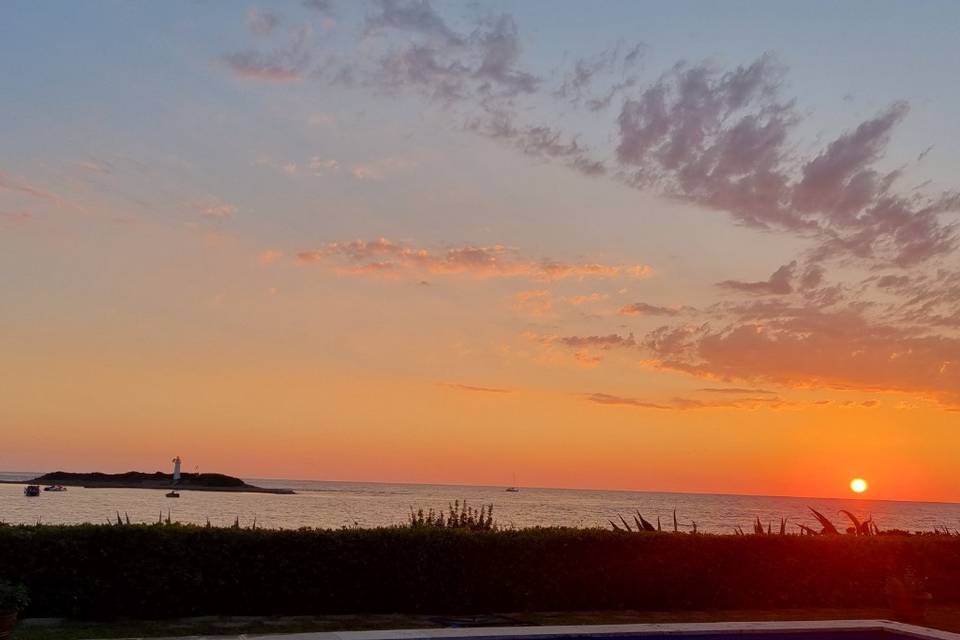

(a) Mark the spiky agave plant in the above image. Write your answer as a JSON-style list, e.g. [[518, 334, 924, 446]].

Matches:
[[610, 511, 662, 533], [636, 512, 657, 532], [808, 507, 840, 534], [610, 511, 670, 533], [839, 510, 877, 535]]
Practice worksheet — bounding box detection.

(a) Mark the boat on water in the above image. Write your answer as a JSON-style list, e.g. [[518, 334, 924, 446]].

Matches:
[[165, 490, 180, 498], [505, 472, 520, 492], [24, 485, 40, 497], [43, 484, 67, 492]]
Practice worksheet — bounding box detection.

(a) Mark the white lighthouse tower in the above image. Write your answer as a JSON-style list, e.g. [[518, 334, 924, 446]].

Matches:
[[172, 456, 182, 483]]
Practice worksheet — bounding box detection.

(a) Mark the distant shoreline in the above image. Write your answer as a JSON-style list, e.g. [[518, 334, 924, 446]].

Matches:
[[28, 481, 294, 495], [2, 471, 295, 495]]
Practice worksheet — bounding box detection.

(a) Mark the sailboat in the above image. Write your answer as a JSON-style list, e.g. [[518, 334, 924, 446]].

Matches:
[[505, 473, 520, 492]]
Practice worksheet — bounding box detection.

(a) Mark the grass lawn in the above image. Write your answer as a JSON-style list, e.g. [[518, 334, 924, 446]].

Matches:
[[12, 606, 960, 640]]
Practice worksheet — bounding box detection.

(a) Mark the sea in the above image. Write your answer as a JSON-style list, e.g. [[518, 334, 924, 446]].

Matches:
[[2, 471, 959, 534]]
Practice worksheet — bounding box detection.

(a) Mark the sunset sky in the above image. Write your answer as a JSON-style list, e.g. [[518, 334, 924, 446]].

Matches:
[[3, 1, 960, 502]]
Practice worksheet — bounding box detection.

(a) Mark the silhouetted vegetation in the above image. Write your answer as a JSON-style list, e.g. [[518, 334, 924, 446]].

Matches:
[[2, 521, 960, 619], [408, 501, 495, 530], [611, 507, 951, 537], [0, 579, 29, 611]]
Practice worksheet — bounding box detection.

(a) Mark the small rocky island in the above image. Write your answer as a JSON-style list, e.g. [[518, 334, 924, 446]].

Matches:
[[27, 471, 294, 494]]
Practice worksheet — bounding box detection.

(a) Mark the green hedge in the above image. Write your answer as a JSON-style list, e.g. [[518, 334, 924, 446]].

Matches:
[[2, 524, 960, 619]]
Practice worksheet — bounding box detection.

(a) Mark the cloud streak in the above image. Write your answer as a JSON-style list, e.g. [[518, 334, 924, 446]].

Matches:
[[224, 25, 311, 80], [439, 382, 511, 394], [0, 170, 66, 206], [717, 262, 796, 295], [583, 392, 789, 411], [297, 238, 652, 281], [619, 302, 691, 316]]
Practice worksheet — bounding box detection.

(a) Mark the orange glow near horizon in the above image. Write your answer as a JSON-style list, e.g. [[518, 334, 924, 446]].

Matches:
[[850, 478, 868, 494]]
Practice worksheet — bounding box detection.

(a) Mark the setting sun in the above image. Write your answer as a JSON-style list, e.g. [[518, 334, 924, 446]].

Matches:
[[850, 478, 868, 494]]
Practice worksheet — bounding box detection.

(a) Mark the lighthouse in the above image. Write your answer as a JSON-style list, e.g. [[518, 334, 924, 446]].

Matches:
[[172, 456, 182, 483]]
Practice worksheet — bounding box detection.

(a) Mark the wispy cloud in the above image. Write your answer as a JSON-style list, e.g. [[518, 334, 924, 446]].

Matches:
[[350, 157, 417, 181], [583, 392, 788, 411], [0, 210, 32, 228], [199, 201, 237, 219], [303, 0, 336, 15], [365, 0, 463, 46], [558, 334, 636, 349], [258, 249, 284, 265], [224, 25, 311, 80], [513, 289, 552, 316], [619, 302, 691, 316], [0, 170, 65, 206], [717, 262, 796, 295], [698, 387, 777, 395], [566, 293, 608, 306], [583, 393, 669, 409], [297, 238, 653, 282], [247, 8, 280, 36], [439, 382, 511, 394]]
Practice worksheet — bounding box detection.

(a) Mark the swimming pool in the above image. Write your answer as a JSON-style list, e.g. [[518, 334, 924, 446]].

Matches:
[[267, 620, 960, 640]]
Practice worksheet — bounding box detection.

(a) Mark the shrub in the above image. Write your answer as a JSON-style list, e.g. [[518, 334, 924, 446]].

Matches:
[[0, 580, 29, 612], [409, 501, 496, 530], [1, 524, 959, 619]]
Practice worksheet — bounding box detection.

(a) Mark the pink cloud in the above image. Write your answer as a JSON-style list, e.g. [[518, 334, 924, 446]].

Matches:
[[643, 304, 960, 406]]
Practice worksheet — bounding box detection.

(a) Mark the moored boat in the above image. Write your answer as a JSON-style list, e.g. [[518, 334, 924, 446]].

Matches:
[[505, 472, 520, 492], [23, 485, 40, 497], [43, 484, 67, 492]]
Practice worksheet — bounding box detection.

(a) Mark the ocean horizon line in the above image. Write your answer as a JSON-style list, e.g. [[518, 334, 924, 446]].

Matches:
[[248, 476, 960, 508], [6, 470, 959, 508]]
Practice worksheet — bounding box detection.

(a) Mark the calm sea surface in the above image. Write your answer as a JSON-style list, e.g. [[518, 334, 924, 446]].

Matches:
[[2, 472, 959, 533]]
